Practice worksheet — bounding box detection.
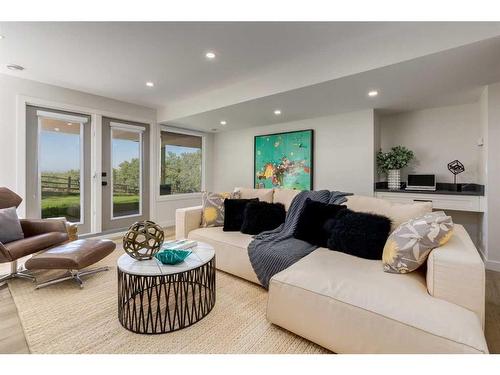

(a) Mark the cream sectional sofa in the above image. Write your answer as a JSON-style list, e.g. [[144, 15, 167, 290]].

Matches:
[[175, 188, 488, 354]]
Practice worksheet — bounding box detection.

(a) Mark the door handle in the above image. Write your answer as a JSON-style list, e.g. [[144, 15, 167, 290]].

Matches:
[[413, 199, 432, 202]]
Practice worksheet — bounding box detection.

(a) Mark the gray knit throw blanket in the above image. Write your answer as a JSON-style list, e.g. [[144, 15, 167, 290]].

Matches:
[[248, 190, 351, 289]]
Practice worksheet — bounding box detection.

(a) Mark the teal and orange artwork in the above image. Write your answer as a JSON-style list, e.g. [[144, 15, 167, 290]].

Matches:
[[254, 130, 313, 190]]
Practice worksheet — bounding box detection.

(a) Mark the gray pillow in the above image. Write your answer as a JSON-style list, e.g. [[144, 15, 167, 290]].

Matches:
[[0, 207, 24, 244]]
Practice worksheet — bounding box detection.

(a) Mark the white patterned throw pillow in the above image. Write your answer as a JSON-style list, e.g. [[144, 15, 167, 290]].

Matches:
[[382, 211, 454, 274]]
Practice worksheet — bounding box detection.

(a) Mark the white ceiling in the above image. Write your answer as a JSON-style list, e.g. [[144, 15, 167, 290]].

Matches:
[[2, 23, 500, 105], [1, 22, 500, 130], [167, 37, 500, 132]]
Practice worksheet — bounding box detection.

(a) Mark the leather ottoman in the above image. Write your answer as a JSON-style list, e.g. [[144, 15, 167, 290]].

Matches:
[[25, 239, 116, 289]]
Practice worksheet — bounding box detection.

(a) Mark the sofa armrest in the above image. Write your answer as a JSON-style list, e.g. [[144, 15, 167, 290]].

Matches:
[[426, 224, 485, 328], [20, 219, 67, 237], [0, 242, 11, 263], [175, 206, 203, 240]]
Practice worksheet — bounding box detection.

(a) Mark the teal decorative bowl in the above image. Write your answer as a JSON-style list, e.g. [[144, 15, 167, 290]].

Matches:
[[155, 249, 192, 265]]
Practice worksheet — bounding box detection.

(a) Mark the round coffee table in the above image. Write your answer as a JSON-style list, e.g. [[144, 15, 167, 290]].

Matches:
[[117, 241, 215, 334]]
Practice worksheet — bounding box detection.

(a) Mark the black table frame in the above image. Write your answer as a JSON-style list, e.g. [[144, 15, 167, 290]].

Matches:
[[118, 257, 216, 334]]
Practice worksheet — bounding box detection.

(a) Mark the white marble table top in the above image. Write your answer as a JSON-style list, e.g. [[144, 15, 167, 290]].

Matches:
[[117, 241, 215, 276]]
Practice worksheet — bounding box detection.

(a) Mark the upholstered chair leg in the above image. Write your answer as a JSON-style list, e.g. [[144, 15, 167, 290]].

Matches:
[[0, 260, 35, 285]]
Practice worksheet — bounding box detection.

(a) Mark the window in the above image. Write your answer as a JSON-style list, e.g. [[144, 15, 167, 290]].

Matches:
[[38, 114, 85, 223], [111, 125, 142, 218], [160, 130, 203, 195]]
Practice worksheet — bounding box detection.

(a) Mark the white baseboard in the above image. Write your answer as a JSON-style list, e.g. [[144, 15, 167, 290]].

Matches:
[[474, 245, 500, 272], [156, 219, 175, 228], [485, 259, 500, 272], [81, 220, 176, 241]]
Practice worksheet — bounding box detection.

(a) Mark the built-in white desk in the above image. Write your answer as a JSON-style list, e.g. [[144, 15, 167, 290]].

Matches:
[[374, 191, 486, 213]]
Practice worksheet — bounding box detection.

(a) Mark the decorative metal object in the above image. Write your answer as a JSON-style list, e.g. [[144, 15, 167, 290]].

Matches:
[[387, 169, 401, 190], [122, 220, 165, 260], [118, 257, 216, 334], [447, 160, 465, 184]]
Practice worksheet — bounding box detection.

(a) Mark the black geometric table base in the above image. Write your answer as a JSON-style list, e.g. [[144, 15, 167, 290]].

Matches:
[[118, 257, 216, 334]]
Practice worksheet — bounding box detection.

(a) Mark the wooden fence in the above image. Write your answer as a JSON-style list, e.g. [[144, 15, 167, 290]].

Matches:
[[41, 174, 139, 195]]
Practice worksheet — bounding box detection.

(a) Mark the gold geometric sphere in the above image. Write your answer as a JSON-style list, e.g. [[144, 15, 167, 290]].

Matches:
[[123, 220, 165, 260]]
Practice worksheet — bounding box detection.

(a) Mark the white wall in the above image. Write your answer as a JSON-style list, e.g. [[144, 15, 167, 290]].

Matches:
[[212, 110, 376, 196], [379, 102, 485, 247], [379, 102, 482, 183], [0, 73, 205, 230], [479, 88, 489, 259], [485, 82, 500, 267]]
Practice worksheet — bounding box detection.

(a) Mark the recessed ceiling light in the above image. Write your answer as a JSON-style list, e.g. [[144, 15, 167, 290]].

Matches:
[[274, 109, 282, 115], [54, 127, 60, 132], [0, 35, 5, 40], [7, 64, 24, 71], [220, 120, 227, 126], [67, 123, 73, 126], [146, 82, 154, 87], [205, 51, 216, 60], [368, 90, 379, 97]]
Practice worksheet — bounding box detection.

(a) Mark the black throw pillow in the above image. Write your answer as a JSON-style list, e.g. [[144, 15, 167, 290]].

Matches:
[[324, 209, 392, 260], [293, 198, 347, 247], [223, 198, 258, 232], [240, 201, 286, 235]]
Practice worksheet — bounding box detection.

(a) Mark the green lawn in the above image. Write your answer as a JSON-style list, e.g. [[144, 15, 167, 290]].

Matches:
[[41, 194, 139, 208], [41, 194, 139, 220]]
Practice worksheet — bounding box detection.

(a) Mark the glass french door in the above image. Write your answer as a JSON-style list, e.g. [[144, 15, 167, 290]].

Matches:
[[25, 106, 91, 234], [101, 117, 150, 232]]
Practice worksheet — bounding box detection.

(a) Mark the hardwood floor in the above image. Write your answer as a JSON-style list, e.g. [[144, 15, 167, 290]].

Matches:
[[485, 269, 500, 353], [0, 284, 29, 353], [1, 238, 500, 353]]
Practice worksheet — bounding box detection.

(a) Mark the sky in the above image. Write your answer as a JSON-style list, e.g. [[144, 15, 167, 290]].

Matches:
[[112, 138, 139, 168], [40, 131, 200, 173], [40, 132, 80, 172], [166, 145, 200, 156]]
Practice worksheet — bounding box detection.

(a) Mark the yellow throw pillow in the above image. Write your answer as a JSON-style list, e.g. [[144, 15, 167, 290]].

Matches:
[[382, 211, 454, 274], [201, 191, 241, 227]]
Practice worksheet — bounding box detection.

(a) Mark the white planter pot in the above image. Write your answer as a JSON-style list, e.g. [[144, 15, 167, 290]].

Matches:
[[387, 169, 401, 190]]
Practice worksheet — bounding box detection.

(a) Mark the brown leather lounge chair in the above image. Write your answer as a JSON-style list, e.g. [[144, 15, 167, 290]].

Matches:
[[0, 187, 69, 283]]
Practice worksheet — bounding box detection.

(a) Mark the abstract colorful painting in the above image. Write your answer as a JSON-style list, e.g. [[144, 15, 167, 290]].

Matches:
[[254, 129, 313, 190]]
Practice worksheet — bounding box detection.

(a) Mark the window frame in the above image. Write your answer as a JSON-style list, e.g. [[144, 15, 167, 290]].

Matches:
[[157, 126, 206, 201]]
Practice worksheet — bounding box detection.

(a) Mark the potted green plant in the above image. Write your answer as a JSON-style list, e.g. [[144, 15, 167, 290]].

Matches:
[[376, 146, 414, 190]]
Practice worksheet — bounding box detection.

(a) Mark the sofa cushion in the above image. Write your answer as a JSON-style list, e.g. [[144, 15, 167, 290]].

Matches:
[[325, 209, 391, 260], [0, 207, 24, 244], [345, 195, 432, 231], [273, 189, 300, 211], [293, 199, 346, 247], [188, 227, 260, 284], [267, 248, 488, 353], [240, 201, 286, 235], [383, 211, 454, 274], [234, 187, 273, 203], [223, 198, 258, 232]]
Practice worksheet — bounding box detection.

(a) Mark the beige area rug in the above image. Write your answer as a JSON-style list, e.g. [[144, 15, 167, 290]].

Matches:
[[8, 244, 329, 354]]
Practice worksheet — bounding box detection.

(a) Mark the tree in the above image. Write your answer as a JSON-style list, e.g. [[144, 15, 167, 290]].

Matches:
[[113, 158, 140, 194], [162, 150, 202, 194]]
